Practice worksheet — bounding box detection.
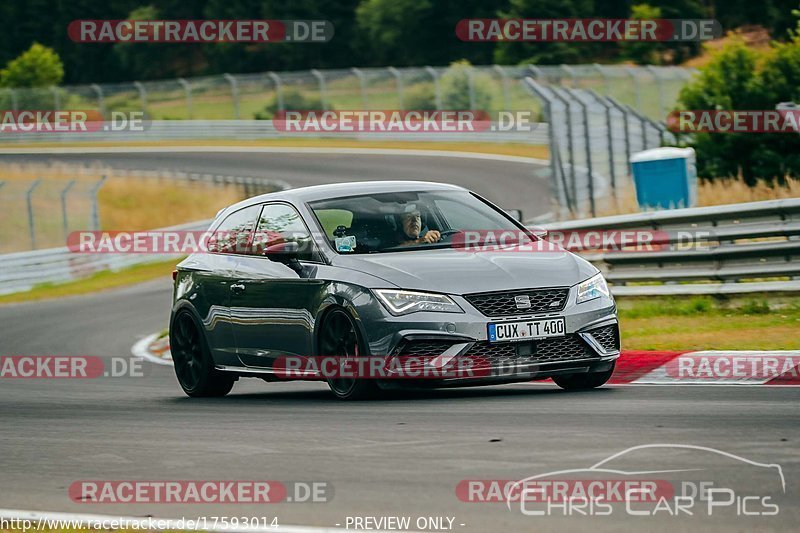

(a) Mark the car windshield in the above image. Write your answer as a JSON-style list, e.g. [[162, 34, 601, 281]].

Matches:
[[309, 190, 531, 254]]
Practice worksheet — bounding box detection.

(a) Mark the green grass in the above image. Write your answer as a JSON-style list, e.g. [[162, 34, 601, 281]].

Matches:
[[617, 295, 800, 350]]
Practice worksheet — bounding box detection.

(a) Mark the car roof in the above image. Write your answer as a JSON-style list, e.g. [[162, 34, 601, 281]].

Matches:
[[218, 180, 468, 218]]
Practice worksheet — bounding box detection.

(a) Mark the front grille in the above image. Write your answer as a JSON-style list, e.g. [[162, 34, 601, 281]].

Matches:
[[464, 288, 570, 317], [465, 334, 594, 366], [464, 342, 517, 364], [392, 340, 455, 357], [586, 324, 620, 353], [535, 335, 594, 362]]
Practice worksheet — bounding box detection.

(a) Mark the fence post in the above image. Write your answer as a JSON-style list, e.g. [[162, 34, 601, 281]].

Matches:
[[521, 77, 575, 216], [50, 86, 61, 111], [133, 81, 147, 117], [310, 69, 328, 110], [26, 179, 42, 250], [607, 97, 632, 170], [492, 65, 510, 112], [177, 78, 193, 118], [625, 67, 643, 113], [566, 89, 596, 217], [267, 72, 284, 112], [91, 83, 106, 118], [8, 88, 18, 112], [646, 65, 665, 119], [90, 175, 108, 231], [586, 91, 617, 197], [387, 67, 404, 110], [550, 89, 578, 215], [624, 105, 655, 152], [634, 107, 649, 147], [223, 74, 240, 119], [653, 121, 672, 146], [61, 180, 76, 241], [351, 68, 368, 109], [425, 66, 442, 110]]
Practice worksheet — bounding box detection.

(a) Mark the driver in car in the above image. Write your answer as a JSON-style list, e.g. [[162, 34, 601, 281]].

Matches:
[[398, 205, 440, 246]]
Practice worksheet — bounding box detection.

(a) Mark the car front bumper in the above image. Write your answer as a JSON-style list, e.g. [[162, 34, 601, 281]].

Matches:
[[357, 288, 619, 383]]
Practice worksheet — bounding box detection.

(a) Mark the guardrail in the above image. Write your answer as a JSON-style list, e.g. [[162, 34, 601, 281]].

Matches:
[[0, 220, 211, 296], [2, 199, 798, 297], [543, 199, 800, 296]]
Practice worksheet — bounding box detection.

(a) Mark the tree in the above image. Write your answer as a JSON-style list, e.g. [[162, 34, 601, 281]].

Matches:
[[678, 36, 800, 182], [113, 5, 206, 79], [355, 0, 498, 67], [493, 0, 602, 65], [439, 60, 494, 110], [619, 4, 664, 65], [0, 43, 64, 87]]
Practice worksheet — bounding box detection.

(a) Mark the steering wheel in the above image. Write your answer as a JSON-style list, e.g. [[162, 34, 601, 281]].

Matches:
[[437, 229, 463, 240]]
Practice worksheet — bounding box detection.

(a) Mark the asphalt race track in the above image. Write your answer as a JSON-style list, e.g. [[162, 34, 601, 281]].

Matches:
[[1, 150, 798, 531], [0, 150, 552, 218]]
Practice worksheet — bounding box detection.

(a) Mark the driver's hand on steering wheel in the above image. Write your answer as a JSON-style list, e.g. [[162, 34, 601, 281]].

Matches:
[[418, 230, 441, 244]]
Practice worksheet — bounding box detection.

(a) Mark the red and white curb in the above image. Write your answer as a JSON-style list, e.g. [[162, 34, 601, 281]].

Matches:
[[609, 351, 800, 386], [131, 332, 172, 366], [132, 334, 800, 386]]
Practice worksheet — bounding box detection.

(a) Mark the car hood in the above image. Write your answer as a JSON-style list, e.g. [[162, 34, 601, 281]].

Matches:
[[331, 247, 597, 294]]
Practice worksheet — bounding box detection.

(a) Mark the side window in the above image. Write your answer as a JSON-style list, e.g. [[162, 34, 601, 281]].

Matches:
[[208, 205, 261, 255], [251, 203, 318, 261]]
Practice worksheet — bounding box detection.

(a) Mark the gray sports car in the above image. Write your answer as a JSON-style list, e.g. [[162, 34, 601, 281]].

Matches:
[[169, 181, 619, 399]]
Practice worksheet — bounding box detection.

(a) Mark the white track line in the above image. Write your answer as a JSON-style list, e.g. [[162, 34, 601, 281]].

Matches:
[[0, 508, 408, 533], [0, 145, 549, 166]]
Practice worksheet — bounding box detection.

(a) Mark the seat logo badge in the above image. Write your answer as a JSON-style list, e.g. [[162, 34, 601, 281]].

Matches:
[[514, 295, 532, 309]]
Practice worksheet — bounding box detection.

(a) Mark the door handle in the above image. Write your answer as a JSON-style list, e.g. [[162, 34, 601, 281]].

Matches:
[[230, 283, 246, 293]]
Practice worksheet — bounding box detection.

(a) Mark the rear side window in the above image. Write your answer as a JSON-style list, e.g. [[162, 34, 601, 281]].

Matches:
[[208, 204, 261, 254]]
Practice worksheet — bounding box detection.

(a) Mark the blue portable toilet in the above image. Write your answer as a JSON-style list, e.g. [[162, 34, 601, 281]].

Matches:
[[630, 147, 697, 210]]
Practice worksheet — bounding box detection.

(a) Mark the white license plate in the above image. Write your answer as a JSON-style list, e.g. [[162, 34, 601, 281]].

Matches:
[[488, 317, 566, 343]]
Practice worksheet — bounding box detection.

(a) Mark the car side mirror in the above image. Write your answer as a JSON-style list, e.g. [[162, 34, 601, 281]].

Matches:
[[528, 225, 548, 239], [263, 241, 301, 262], [505, 209, 523, 222], [263, 241, 309, 277]]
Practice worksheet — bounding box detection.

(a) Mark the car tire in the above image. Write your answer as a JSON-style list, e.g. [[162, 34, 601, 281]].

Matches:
[[170, 309, 235, 397], [320, 308, 379, 401], [552, 363, 615, 390]]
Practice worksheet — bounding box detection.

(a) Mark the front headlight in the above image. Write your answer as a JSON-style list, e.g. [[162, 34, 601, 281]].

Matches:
[[374, 289, 463, 315], [576, 273, 610, 304]]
